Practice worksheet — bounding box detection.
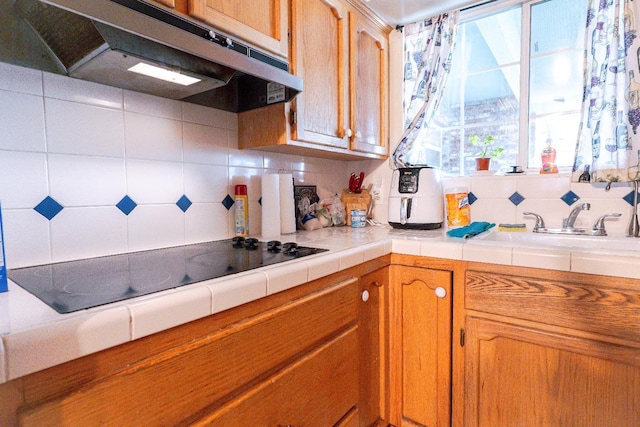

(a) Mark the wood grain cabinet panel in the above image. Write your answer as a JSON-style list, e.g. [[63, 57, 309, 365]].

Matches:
[[462, 267, 640, 427], [192, 327, 359, 426], [349, 12, 387, 157], [389, 265, 452, 427], [188, 0, 288, 58], [238, 0, 389, 161], [464, 316, 640, 427], [17, 278, 359, 426]]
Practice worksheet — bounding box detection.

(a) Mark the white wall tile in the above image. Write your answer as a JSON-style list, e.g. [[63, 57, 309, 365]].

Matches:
[[127, 205, 185, 252], [517, 175, 570, 199], [229, 147, 263, 168], [0, 90, 46, 152], [471, 177, 517, 199], [123, 90, 182, 120], [2, 209, 51, 268], [0, 63, 43, 96], [229, 166, 262, 202], [43, 72, 123, 109], [470, 199, 517, 225], [50, 206, 128, 262], [184, 163, 228, 203], [0, 338, 5, 383], [126, 159, 183, 204], [45, 98, 125, 157], [183, 122, 228, 166], [48, 154, 126, 206], [185, 203, 229, 244], [0, 151, 48, 209], [124, 112, 182, 161], [182, 102, 237, 129]]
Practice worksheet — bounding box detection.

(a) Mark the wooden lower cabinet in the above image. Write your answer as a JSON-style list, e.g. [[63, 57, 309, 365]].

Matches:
[[461, 266, 640, 427], [195, 327, 359, 425], [1, 266, 391, 427], [389, 265, 453, 427], [359, 267, 390, 426]]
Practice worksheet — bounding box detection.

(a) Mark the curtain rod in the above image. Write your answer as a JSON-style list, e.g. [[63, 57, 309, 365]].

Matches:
[[395, 0, 498, 31]]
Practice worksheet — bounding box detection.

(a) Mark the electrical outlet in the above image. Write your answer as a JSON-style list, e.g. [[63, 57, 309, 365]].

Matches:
[[371, 178, 383, 204]]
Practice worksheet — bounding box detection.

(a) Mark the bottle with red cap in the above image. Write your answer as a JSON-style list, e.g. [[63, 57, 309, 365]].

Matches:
[[234, 184, 249, 237]]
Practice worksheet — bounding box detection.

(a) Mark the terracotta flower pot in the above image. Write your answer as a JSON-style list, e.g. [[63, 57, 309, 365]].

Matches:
[[475, 157, 491, 171]]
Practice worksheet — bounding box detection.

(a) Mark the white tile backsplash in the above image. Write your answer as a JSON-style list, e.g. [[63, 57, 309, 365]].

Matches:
[[45, 98, 125, 157], [48, 154, 126, 206], [126, 159, 184, 204], [124, 112, 183, 161], [43, 72, 123, 109], [0, 151, 48, 209], [0, 90, 46, 152], [5, 61, 638, 270], [123, 90, 182, 119], [0, 62, 42, 95], [127, 205, 185, 252]]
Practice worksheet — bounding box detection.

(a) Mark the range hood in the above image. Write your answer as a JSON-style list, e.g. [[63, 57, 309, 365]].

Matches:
[[0, 0, 302, 112]]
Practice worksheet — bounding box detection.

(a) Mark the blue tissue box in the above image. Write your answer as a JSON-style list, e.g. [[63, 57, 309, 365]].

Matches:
[[0, 201, 6, 293]]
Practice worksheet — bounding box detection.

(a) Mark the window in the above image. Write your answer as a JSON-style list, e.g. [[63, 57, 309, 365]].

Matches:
[[407, 0, 588, 175]]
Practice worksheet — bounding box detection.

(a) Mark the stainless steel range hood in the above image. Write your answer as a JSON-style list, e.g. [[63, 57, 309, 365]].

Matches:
[[0, 0, 302, 112]]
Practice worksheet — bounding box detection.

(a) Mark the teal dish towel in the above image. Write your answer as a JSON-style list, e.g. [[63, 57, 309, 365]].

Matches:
[[446, 221, 495, 239]]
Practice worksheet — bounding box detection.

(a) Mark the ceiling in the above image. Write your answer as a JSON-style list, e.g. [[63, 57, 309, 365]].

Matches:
[[362, 0, 480, 26]]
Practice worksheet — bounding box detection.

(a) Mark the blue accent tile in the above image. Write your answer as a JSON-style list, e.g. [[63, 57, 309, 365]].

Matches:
[[176, 195, 192, 212], [116, 195, 137, 216], [560, 191, 580, 206], [468, 192, 478, 205], [34, 196, 63, 220], [222, 194, 234, 210], [624, 190, 639, 206], [508, 191, 525, 206]]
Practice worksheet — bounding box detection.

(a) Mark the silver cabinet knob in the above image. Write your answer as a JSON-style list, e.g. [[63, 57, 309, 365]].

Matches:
[[345, 128, 353, 138], [435, 287, 446, 298], [361, 290, 370, 302]]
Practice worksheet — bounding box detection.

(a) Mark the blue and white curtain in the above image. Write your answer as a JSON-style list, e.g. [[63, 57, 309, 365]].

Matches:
[[572, 0, 640, 182], [392, 12, 460, 169]]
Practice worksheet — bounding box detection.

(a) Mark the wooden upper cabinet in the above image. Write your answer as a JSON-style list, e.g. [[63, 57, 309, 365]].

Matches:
[[290, 0, 349, 149], [238, 0, 389, 161], [349, 12, 388, 157], [188, 0, 288, 58]]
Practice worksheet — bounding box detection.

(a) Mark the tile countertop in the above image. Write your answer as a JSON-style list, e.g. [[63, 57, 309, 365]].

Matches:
[[2, 224, 640, 384]]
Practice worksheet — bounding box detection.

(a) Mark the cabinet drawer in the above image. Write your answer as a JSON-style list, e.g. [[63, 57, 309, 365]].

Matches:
[[465, 270, 640, 342], [19, 278, 359, 426], [194, 327, 359, 426]]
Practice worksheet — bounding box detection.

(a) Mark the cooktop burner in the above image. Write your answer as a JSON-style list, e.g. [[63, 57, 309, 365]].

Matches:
[[8, 239, 328, 314]]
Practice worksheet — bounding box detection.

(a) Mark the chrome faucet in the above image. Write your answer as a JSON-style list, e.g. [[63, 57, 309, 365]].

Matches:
[[523, 211, 546, 232], [563, 203, 590, 229]]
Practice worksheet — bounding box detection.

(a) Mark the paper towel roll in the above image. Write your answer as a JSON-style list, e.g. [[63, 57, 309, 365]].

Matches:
[[279, 173, 296, 234], [261, 174, 281, 238]]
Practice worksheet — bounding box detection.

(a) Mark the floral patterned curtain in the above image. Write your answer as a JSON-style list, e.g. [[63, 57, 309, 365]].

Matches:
[[572, 0, 640, 183], [392, 12, 460, 169]]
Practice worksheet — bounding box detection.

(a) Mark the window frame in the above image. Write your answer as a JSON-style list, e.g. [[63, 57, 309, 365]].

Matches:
[[425, 0, 581, 175]]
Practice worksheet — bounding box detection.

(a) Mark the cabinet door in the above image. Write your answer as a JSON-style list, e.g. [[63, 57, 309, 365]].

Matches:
[[290, 0, 350, 149], [197, 327, 359, 426], [464, 316, 640, 427], [390, 266, 452, 427], [349, 12, 388, 157], [188, 0, 288, 58], [359, 267, 389, 426]]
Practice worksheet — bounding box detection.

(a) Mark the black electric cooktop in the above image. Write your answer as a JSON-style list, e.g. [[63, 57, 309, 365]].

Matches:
[[8, 238, 328, 314]]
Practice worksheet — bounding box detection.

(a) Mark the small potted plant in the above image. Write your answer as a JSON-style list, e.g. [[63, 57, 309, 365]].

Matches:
[[469, 134, 504, 171]]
